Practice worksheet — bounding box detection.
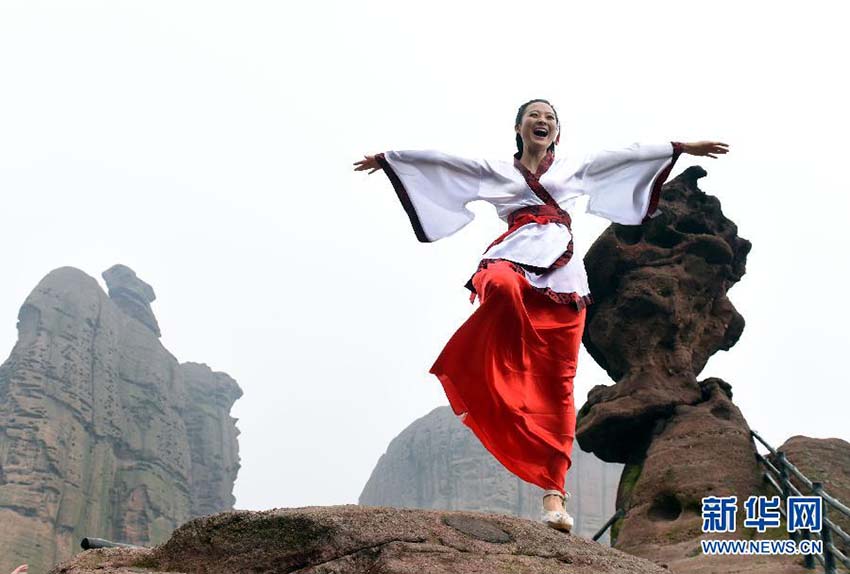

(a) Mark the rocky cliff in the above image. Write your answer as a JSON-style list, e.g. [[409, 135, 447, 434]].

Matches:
[[359, 405, 623, 542], [0, 265, 241, 574]]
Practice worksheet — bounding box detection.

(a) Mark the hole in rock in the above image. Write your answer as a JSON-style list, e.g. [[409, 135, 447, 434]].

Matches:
[[675, 217, 712, 235], [614, 225, 643, 245], [648, 493, 683, 522], [710, 404, 733, 421], [645, 227, 683, 248], [685, 238, 732, 265]]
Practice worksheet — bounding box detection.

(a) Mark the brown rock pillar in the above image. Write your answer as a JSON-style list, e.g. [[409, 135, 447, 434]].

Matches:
[[576, 167, 767, 567]]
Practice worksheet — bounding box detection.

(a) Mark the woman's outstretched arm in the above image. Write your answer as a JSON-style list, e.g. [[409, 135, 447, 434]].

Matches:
[[353, 149, 491, 242], [579, 140, 730, 225]]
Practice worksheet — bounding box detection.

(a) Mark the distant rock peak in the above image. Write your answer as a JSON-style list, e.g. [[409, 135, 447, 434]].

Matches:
[[102, 264, 161, 337], [0, 265, 241, 574]]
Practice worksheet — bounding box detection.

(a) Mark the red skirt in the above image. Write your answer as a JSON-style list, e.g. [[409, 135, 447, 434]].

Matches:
[[430, 260, 586, 495]]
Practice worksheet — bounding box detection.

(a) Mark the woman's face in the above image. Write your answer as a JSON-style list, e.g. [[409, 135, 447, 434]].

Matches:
[[515, 102, 559, 154]]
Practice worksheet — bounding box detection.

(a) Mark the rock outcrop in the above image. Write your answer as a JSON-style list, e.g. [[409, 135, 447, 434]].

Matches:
[[611, 378, 765, 566], [0, 266, 241, 574], [49, 506, 670, 574], [574, 167, 814, 572], [359, 405, 623, 542], [102, 264, 161, 337], [578, 166, 750, 463]]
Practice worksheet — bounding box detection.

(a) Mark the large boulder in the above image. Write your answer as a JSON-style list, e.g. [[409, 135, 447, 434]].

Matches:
[[50, 506, 671, 574]]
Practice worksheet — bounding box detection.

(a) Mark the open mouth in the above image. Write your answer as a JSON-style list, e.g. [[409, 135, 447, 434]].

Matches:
[[533, 127, 549, 137]]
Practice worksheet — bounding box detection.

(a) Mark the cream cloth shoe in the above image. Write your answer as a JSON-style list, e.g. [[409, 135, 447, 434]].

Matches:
[[540, 489, 574, 532]]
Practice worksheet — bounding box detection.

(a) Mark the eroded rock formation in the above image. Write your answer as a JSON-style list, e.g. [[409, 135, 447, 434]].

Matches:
[[359, 405, 623, 542], [0, 266, 241, 574], [49, 506, 670, 574], [574, 167, 814, 572], [578, 166, 750, 463]]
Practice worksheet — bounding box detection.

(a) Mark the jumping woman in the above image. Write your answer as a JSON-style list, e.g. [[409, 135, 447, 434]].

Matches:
[[354, 99, 729, 532]]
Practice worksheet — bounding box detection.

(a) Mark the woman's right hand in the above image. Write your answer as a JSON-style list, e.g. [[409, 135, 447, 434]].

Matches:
[[682, 141, 730, 158], [11, 565, 28, 574], [353, 155, 382, 174]]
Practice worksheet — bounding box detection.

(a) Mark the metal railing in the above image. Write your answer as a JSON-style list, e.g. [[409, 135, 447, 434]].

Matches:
[[590, 431, 849, 573], [751, 429, 850, 573], [592, 508, 624, 542]]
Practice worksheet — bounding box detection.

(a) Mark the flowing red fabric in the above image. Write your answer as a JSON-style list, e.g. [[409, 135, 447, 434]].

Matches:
[[430, 260, 586, 495]]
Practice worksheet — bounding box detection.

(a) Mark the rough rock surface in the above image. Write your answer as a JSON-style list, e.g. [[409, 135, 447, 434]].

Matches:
[[578, 166, 750, 463], [770, 436, 850, 555], [180, 362, 242, 517], [49, 506, 670, 574], [0, 266, 242, 574], [360, 405, 623, 542], [574, 168, 812, 572]]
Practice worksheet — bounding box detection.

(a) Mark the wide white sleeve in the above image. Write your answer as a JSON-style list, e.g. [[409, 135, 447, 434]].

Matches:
[[375, 150, 486, 242], [578, 142, 683, 225]]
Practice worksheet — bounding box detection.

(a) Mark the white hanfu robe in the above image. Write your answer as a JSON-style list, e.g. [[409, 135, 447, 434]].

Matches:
[[376, 142, 683, 308]]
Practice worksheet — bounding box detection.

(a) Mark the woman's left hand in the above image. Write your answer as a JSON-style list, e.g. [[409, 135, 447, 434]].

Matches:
[[353, 155, 382, 174], [683, 141, 730, 158]]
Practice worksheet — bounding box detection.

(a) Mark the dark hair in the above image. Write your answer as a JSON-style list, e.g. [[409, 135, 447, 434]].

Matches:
[[514, 99, 559, 159]]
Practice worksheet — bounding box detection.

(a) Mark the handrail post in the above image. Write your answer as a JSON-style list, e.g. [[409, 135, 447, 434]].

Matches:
[[813, 482, 836, 574], [779, 452, 814, 570], [800, 529, 816, 570], [777, 452, 793, 536]]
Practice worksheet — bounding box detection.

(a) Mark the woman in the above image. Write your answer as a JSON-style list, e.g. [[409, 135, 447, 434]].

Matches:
[[354, 99, 728, 532]]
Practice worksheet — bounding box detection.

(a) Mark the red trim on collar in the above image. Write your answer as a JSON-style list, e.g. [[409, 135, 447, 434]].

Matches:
[[513, 150, 555, 180], [513, 152, 561, 208]]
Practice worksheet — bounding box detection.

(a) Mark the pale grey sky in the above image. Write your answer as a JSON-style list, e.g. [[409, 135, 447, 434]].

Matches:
[[1, 1, 847, 511]]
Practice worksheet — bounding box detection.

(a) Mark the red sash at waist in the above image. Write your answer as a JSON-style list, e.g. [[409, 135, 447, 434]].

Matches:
[[486, 204, 573, 251]]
